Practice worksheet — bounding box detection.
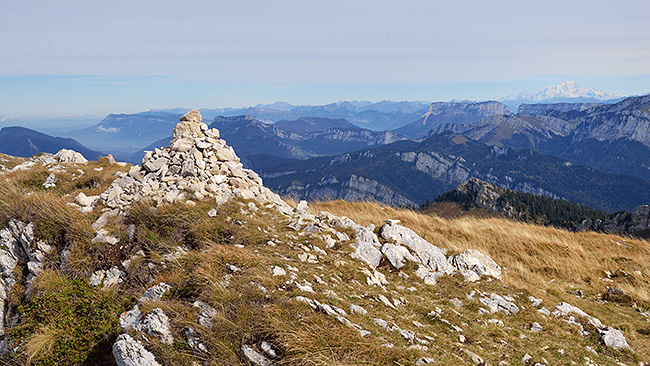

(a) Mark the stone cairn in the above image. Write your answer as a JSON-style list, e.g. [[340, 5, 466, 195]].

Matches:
[[99, 109, 290, 214]]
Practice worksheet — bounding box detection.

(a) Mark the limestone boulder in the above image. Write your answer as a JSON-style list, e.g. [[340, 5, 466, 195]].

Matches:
[[380, 222, 453, 274], [55, 149, 88, 163], [112, 334, 161, 366], [599, 327, 633, 352], [449, 249, 501, 281]]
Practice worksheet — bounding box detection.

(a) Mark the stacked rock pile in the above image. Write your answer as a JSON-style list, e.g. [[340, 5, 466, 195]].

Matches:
[[99, 109, 290, 213]]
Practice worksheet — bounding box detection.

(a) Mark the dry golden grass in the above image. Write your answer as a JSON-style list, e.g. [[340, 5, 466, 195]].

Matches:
[[24, 326, 58, 365], [311, 200, 650, 361], [311, 200, 650, 301], [3, 156, 650, 365]]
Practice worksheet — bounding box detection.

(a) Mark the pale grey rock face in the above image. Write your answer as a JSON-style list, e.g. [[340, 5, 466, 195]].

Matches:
[[349, 241, 382, 268], [598, 327, 633, 352], [138, 308, 173, 344], [580, 204, 650, 236], [179, 108, 202, 123], [75, 192, 98, 207], [528, 296, 543, 307], [342, 174, 417, 207], [569, 94, 650, 147], [42, 173, 57, 188], [294, 200, 309, 215], [0, 220, 53, 311], [193, 300, 218, 329], [185, 328, 208, 353], [552, 302, 604, 329], [331, 216, 383, 268], [270, 266, 286, 276], [112, 334, 161, 366], [416, 357, 436, 365], [479, 293, 519, 315], [449, 249, 501, 281], [240, 344, 273, 366], [380, 222, 453, 275], [139, 283, 171, 303], [119, 305, 143, 332], [91, 229, 119, 245], [54, 149, 88, 163], [381, 243, 417, 270], [103, 267, 125, 287], [349, 304, 368, 315], [260, 341, 277, 359], [553, 302, 589, 318], [89, 270, 105, 286]]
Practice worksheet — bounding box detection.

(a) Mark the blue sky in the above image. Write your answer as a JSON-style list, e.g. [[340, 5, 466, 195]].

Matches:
[[1, 0, 649, 119]]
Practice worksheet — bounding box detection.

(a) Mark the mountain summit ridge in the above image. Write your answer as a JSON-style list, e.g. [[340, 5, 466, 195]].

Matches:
[[500, 81, 624, 103]]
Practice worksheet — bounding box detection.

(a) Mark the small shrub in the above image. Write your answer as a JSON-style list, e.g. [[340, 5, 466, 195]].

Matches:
[[8, 271, 133, 365]]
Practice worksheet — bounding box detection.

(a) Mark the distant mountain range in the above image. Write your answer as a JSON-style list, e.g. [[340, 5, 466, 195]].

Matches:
[[126, 115, 406, 164], [394, 101, 513, 138], [247, 130, 650, 212], [56, 82, 627, 159], [496, 81, 624, 111], [154, 100, 431, 131], [430, 94, 650, 181], [0, 126, 103, 160]]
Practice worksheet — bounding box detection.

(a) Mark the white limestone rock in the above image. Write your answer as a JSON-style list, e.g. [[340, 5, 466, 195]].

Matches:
[[349, 304, 368, 316], [381, 243, 417, 270], [55, 149, 88, 163], [75, 192, 99, 207], [349, 241, 383, 268], [449, 249, 501, 281], [193, 300, 218, 329], [103, 267, 125, 287], [380, 222, 453, 275], [112, 334, 161, 366], [138, 308, 173, 344], [119, 305, 143, 332], [42, 173, 57, 188], [139, 283, 171, 303], [598, 327, 633, 352], [270, 266, 286, 276], [479, 293, 519, 315], [92, 229, 119, 245], [240, 344, 273, 366]]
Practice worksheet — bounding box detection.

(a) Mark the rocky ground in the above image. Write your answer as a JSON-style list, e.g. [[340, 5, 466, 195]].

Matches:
[[0, 110, 648, 365]]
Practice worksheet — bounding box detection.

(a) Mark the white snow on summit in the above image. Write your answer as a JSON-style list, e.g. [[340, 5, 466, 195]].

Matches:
[[500, 81, 624, 103]]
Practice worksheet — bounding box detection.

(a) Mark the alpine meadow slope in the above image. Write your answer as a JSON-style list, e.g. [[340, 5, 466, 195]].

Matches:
[[0, 109, 648, 366]]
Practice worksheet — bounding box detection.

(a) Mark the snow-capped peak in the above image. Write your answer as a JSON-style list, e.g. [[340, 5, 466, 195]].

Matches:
[[501, 81, 624, 102]]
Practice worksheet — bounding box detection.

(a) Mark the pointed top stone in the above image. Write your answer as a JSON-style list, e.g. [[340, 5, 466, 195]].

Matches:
[[173, 109, 205, 140], [180, 108, 202, 122]]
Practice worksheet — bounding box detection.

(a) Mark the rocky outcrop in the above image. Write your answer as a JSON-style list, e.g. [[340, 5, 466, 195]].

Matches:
[[552, 302, 632, 351], [452, 178, 519, 217], [568, 94, 650, 147], [579, 205, 650, 237], [380, 222, 453, 276], [428, 114, 576, 148], [598, 327, 633, 352], [395, 101, 513, 138], [449, 249, 501, 282], [112, 334, 161, 366], [0, 220, 53, 335], [517, 102, 601, 115], [54, 149, 88, 163], [277, 173, 418, 208]]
